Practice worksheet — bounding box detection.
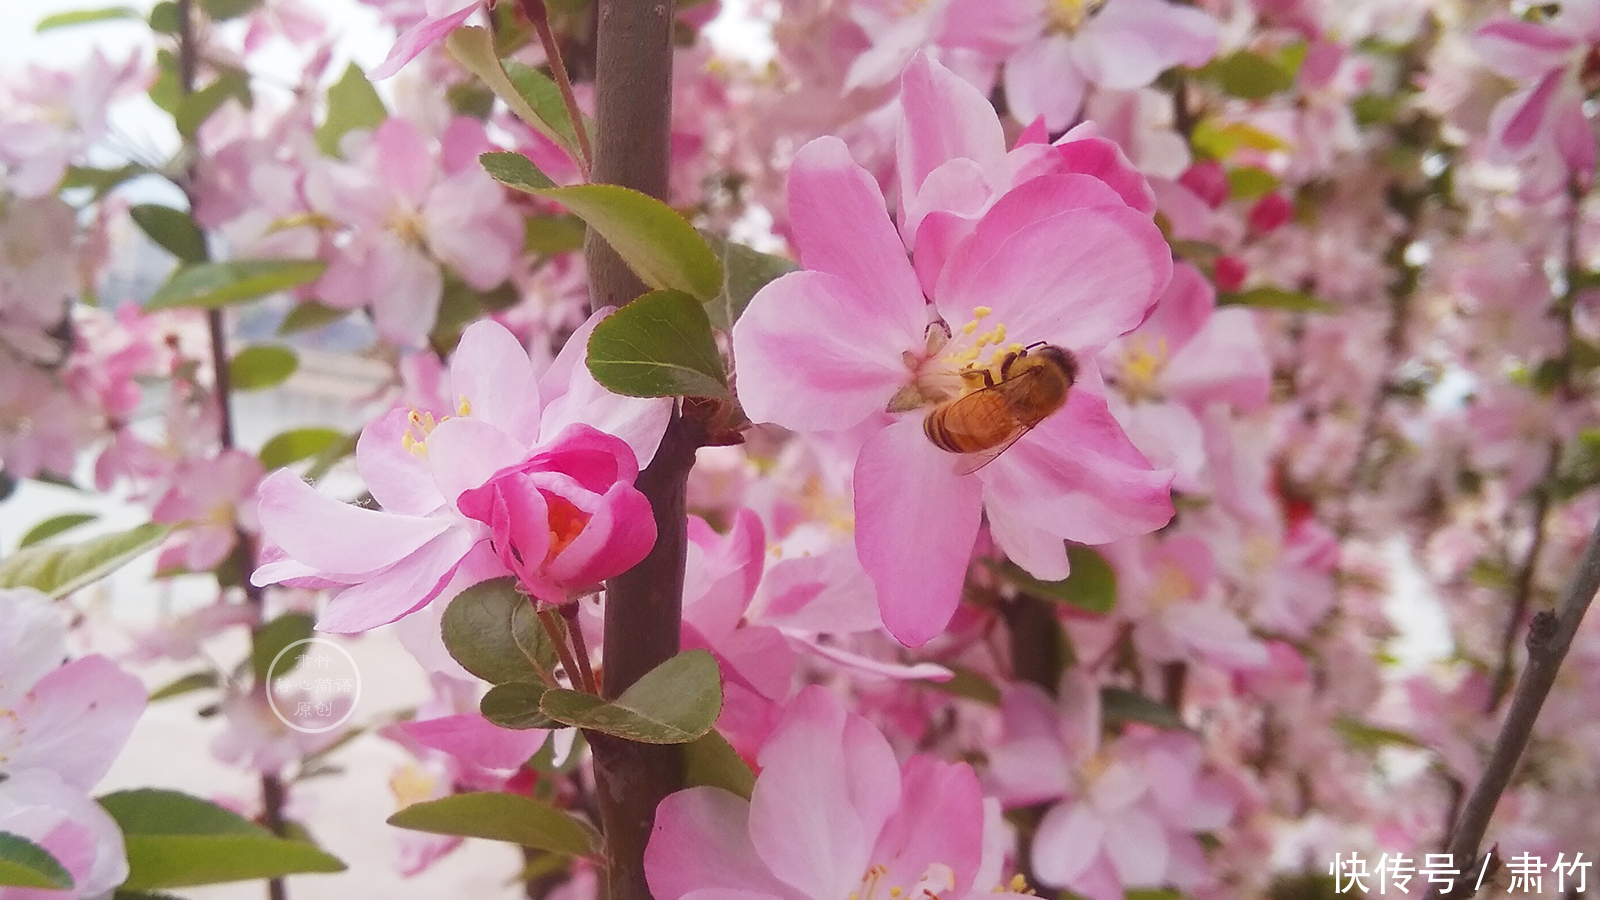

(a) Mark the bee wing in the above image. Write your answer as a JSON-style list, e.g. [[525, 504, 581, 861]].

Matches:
[[953, 422, 1035, 476]]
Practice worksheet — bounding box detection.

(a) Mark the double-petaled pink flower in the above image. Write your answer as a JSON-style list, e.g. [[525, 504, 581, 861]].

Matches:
[[254, 317, 668, 631]]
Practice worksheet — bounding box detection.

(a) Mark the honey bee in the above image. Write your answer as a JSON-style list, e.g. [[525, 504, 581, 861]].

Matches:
[[923, 343, 1078, 474]]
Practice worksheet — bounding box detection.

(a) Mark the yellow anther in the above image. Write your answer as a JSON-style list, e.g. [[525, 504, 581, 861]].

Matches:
[[973, 306, 991, 318], [992, 323, 1006, 343], [457, 395, 472, 416], [1008, 342, 1025, 354], [1009, 875, 1029, 893], [962, 321, 978, 334], [891, 889, 903, 897]]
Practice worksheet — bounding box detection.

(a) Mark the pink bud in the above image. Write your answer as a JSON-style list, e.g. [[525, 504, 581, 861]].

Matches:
[[1214, 255, 1249, 292], [1179, 160, 1229, 209], [1248, 192, 1293, 234]]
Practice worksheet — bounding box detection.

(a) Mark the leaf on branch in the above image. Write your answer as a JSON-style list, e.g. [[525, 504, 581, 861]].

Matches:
[[18, 512, 99, 548], [148, 670, 219, 702], [145, 260, 327, 311], [315, 63, 387, 157], [229, 345, 298, 392], [278, 301, 350, 335], [701, 232, 796, 331], [1217, 286, 1335, 313], [258, 427, 346, 469], [1191, 120, 1291, 161], [130, 205, 208, 264], [1100, 687, 1187, 731], [0, 523, 172, 599], [100, 789, 346, 890], [440, 577, 559, 685], [683, 728, 756, 799], [586, 289, 730, 399], [481, 681, 558, 730], [1192, 49, 1297, 100], [36, 6, 139, 31], [175, 68, 251, 139], [387, 793, 598, 857], [447, 27, 589, 163], [251, 613, 315, 682], [992, 546, 1117, 615], [480, 151, 723, 300], [538, 649, 723, 744], [0, 832, 74, 890]]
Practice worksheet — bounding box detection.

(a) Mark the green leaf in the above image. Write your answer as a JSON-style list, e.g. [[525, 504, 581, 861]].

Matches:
[[994, 545, 1117, 615], [538, 649, 722, 744], [176, 68, 251, 139], [524, 215, 587, 255], [201, 0, 263, 21], [0, 523, 172, 599], [1217, 286, 1335, 313], [683, 729, 755, 799], [921, 663, 1001, 706], [100, 789, 345, 889], [130, 204, 208, 263], [387, 793, 598, 857], [585, 289, 729, 399], [36, 6, 138, 31], [704, 234, 796, 331], [60, 163, 150, 198], [229, 345, 298, 391], [148, 670, 219, 702], [1332, 717, 1423, 752], [441, 577, 558, 685], [18, 512, 99, 548], [148, 2, 178, 35], [480, 152, 722, 300], [1226, 166, 1280, 202], [1100, 687, 1186, 731], [252, 613, 315, 682], [447, 27, 588, 161], [0, 832, 73, 890], [145, 259, 327, 311], [315, 63, 387, 157], [481, 681, 558, 730], [302, 432, 360, 483], [1191, 120, 1291, 161], [1193, 50, 1296, 100], [258, 427, 345, 469], [278, 301, 350, 334]]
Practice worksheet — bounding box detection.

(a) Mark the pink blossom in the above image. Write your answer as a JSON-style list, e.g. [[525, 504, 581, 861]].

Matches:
[[1473, 4, 1600, 181], [0, 50, 147, 197], [369, 0, 482, 80], [733, 80, 1174, 645], [253, 316, 669, 631], [645, 685, 1010, 900], [0, 769, 128, 900], [151, 449, 265, 572]]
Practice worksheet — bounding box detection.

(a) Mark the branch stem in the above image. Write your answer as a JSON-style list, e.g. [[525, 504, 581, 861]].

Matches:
[[518, 0, 594, 176]]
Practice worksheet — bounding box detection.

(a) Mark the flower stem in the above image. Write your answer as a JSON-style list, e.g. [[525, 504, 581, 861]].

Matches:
[[518, 0, 594, 177]]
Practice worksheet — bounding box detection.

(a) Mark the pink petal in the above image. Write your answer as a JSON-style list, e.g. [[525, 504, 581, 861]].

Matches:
[[357, 407, 447, 517], [450, 320, 541, 446], [646, 788, 803, 900], [369, 5, 478, 80], [1163, 308, 1272, 411], [1004, 37, 1087, 133], [317, 526, 480, 632], [683, 510, 766, 640], [1129, 259, 1213, 351], [425, 417, 530, 509], [370, 238, 445, 349], [988, 503, 1070, 581], [372, 119, 435, 208], [10, 656, 145, 789], [731, 271, 919, 432], [396, 713, 546, 769], [1032, 802, 1105, 887], [254, 469, 450, 577], [1472, 17, 1578, 81], [936, 198, 1172, 355], [1046, 136, 1157, 213], [979, 391, 1173, 545], [1496, 67, 1566, 152], [1102, 808, 1168, 886], [1074, 0, 1219, 90], [854, 418, 984, 647], [546, 480, 657, 588], [898, 53, 1009, 216], [525, 424, 641, 493], [872, 756, 986, 896], [788, 635, 953, 682], [537, 348, 673, 470], [748, 686, 902, 900], [786, 137, 928, 339]]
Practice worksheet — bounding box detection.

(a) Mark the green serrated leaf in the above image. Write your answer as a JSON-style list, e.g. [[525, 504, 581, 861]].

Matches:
[[539, 649, 722, 744], [441, 577, 558, 685], [100, 789, 345, 889], [145, 259, 326, 311], [176, 68, 251, 139], [1101, 687, 1186, 730], [683, 728, 756, 799], [524, 215, 587, 255], [703, 233, 796, 331], [481, 152, 722, 300], [585, 289, 729, 399], [252, 613, 315, 682], [387, 792, 598, 857], [36, 6, 138, 31], [0, 832, 74, 889], [130, 204, 209, 263], [148, 670, 220, 702], [0, 523, 172, 599], [1194, 50, 1296, 100], [481, 681, 558, 730], [503, 60, 590, 160], [229, 345, 298, 391], [1217, 286, 1335, 313], [278, 301, 349, 334], [315, 63, 387, 157], [995, 546, 1117, 615], [60, 163, 150, 198], [258, 427, 345, 469], [447, 27, 588, 161], [18, 512, 99, 548]]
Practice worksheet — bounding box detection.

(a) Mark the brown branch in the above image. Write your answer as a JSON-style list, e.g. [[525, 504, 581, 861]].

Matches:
[[517, 0, 594, 176], [582, 0, 686, 896], [1429, 512, 1600, 899]]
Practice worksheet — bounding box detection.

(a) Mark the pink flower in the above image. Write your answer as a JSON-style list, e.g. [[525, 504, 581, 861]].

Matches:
[[1473, 3, 1600, 182], [253, 316, 669, 632], [943, 0, 1218, 131], [0, 769, 128, 900], [369, 0, 482, 80], [151, 448, 265, 572], [732, 78, 1174, 646], [645, 685, 1009, 900]]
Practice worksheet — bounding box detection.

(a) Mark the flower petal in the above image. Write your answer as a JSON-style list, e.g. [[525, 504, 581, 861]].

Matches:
[[357, 407, 446, 517], [1004, 37, 1087, 133], [1074, 0, 1219, 89], [425, 416, 531, 510], [450, 320, 541, 446], [254, 469, 450, 578], [647, 788, 805, 900], [1032, 802, 1105, 887], [317, 526, 480, 633], [9, 656, 145, 789], [898, 53, 1009, 217]]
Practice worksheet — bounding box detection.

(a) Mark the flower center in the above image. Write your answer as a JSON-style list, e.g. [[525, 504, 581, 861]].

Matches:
[[389, 763, 438, 808], [400, 396, 472, 458], [544, 493, 589, 563], [892, 306, 1028, 411], [1045, 0, 1104, 35], [849, 863, 956, 900], [1149, 562, 1194, 611], [1112, 335, 1170, 403], [387, 206, 429, 246]]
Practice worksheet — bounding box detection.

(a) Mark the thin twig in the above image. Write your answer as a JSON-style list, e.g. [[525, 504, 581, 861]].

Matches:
[[1429, 512, 1600, 899], [536, 607, 589, 692], [518, 0, 594, 177], [561, 603, 599, 694]]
